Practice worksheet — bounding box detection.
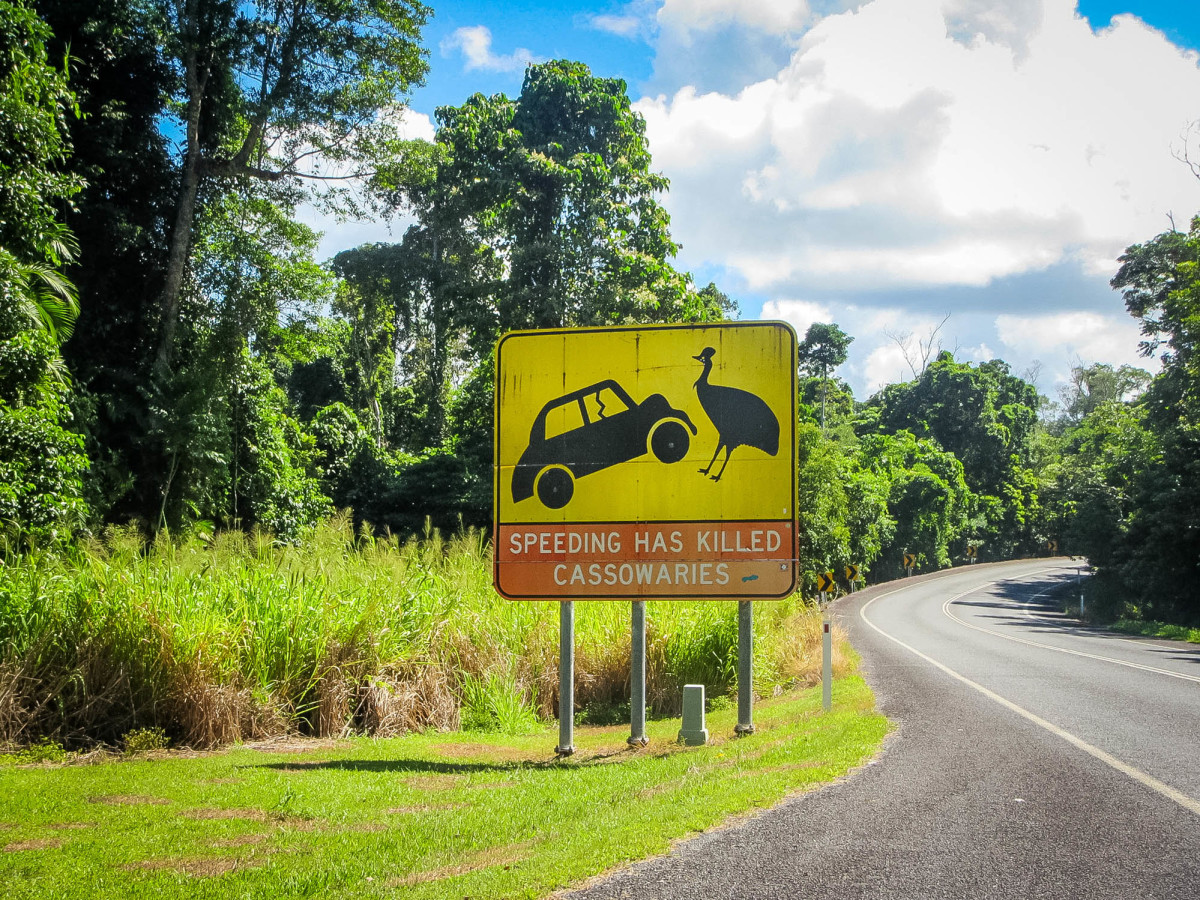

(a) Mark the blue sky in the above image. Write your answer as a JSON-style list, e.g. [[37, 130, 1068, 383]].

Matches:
[[307, 1, 1200, 400]]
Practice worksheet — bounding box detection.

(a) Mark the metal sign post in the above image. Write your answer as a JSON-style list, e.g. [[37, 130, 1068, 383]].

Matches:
[[492, 322, 798, 751], [736, 600, 754, 735], [556, 600, 575, 756], [629, 600, 647, 746]]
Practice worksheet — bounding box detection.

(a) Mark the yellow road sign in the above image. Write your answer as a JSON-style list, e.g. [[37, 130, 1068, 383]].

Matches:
[[966, 545, 977, 558], [1047, 540, 1058, 552], [817, 572, 835, 593], [903, 553, 916, 569], [493, 322, 798, 599], [844, 564, 860, 582]]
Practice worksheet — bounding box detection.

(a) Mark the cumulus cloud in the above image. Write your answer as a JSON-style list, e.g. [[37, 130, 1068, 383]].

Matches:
[[638, 0, 1200, 298], [590, 13, 644, 38], [657, 0, 811, 38], [441, 25, 538, 73], [994, 311, 1148, 371], [761, 298, 834, 336]]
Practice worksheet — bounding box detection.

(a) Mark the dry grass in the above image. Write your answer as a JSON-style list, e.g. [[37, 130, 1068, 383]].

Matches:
[[181, 808, 270, 821], [386, 844, 533, 888], [126, 856, 266, 877], [771, 611, 853, 686], [4, 839, 62, 852], [87, 794, 172, 806]]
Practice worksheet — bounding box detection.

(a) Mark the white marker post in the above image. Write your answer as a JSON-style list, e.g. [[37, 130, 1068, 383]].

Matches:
[[822, 617, 832, 712]]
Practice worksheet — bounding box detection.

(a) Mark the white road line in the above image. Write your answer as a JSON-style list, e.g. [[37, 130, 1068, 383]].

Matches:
[[860, 591, 1200, 818], [942, 586, 1200, 686]]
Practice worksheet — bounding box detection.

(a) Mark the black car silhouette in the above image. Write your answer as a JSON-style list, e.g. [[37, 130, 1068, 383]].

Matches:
[[512, 379, 698, 509]]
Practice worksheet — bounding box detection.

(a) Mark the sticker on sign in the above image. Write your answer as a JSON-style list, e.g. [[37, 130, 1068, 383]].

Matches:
[[493, 322, 798, 599]]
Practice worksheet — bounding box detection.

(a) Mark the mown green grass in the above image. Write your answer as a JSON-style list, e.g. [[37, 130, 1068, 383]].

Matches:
[[1109, 619, 1200, 644], [0, 676, 886, 900]]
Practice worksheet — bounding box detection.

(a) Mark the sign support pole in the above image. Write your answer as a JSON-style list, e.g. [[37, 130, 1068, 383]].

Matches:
[[556, 600, 575, 756], [629, 600, 648, 746], [736, 600, 754, 735]]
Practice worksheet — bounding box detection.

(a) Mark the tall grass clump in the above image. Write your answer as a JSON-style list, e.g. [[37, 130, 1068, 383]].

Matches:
[[0, 514, 845, 748]]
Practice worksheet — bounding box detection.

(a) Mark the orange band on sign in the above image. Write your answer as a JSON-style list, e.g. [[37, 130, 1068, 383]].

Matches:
[[495, 521, 796, 598]]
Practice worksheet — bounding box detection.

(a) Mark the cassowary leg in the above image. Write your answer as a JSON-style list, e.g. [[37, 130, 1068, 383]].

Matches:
[[711, 447, 733, 482], [700, 442, 723, 476]]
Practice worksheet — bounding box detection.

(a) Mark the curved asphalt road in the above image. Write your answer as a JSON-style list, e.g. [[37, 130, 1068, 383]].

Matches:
[[563, 559, 1200, 899]]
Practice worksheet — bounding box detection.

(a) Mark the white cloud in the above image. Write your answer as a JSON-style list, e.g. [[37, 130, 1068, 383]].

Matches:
[[761, 298, 833, 336], [861, 342, 912, 393], [994, 311, 1148, 370], [657, 0, 811, 38], [638, 0, 1200, 296], [441, 25, 538, 73], [590, 13, 644, 39]]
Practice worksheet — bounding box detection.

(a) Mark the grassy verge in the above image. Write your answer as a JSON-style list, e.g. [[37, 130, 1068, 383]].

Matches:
[[0, 675, 887, 900], [1108, 619, 1200, 644]]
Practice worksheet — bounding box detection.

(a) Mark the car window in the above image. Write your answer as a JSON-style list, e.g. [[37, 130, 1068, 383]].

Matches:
[[543, 397, 587, 439], [583, 386, 631, 423]]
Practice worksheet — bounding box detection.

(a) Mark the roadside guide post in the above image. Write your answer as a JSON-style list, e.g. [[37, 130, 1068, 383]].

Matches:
[[822, 617, 832, 712], [557, 600, 575, 755], [492, 322, 798, 752], [630, 600, 648, 746], [1078, 567, 1084, 619]]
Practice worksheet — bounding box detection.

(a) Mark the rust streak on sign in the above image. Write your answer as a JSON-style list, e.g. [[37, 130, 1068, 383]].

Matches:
[[493, 322, 798, 600]]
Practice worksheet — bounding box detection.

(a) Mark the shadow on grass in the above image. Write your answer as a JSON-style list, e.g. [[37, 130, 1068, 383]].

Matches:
[[246, 745, 679, 776]]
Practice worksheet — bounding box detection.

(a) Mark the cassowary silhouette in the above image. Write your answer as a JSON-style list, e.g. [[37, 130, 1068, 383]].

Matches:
[[692, 346, 780, 482]]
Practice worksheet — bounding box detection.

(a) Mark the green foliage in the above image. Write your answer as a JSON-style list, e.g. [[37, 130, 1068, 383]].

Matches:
[[1051, 362, 1151, 432], [861, 351, 1044, 558], [1055, 215, 1200, 624], [458, 671, 541, 735], [0, 736, 68, 764], [121, 725, 168, 754], [0, 0, 82, 259], [0, 0, 87, 544], [857, 430, 969, 572]]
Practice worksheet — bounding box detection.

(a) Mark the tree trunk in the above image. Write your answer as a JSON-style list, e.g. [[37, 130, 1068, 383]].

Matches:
[[821, 362, 828, 430], [155, 48, 206, 378]]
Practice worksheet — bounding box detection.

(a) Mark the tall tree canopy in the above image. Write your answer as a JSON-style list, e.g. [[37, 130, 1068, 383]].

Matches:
[[799, 321, 853, 428], [154, 0, 431, 375], [430, 60, 724, 339]]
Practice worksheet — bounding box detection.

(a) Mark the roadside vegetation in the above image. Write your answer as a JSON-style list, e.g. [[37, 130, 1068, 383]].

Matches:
[[0, 515, 854, 749], [1108, 620, 1200, 645]]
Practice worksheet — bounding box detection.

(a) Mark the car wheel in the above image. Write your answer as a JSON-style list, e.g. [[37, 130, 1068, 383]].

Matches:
[[536, 467, 574, 509], [650, 420, 689, 464]]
